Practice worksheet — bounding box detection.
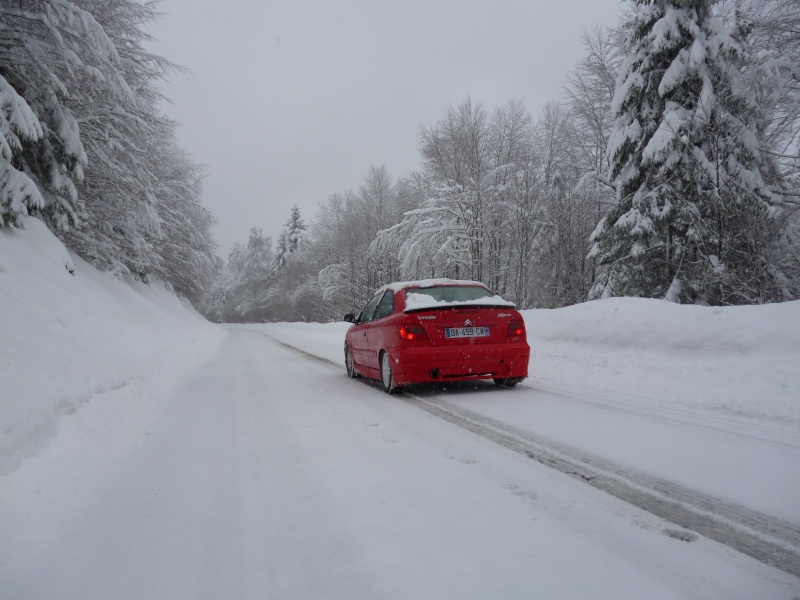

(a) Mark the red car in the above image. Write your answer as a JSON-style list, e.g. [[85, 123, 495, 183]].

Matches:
[[343, 279, 530, 393]]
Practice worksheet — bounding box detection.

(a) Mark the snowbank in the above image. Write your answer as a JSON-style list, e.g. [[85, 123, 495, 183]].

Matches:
[[0, 218, 226, 474], [521, 298, 800, 425], [524, 297, 800, 355]]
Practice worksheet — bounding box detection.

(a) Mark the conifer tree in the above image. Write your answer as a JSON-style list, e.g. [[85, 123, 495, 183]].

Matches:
[[285, 204, 307, 253], [273, 230, 290, 272], [0, 1, 112, 228], [1, 0, 218, 307], [590, 0, 789, 304]]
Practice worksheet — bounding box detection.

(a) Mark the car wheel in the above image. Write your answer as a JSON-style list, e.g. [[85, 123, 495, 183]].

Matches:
[[345, 345, 358, 378], [380, 352, 403, 394], [493, 377, 523, 388]]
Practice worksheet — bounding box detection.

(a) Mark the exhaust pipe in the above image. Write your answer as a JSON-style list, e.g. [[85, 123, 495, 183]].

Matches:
[[430, 368, 440, 379]]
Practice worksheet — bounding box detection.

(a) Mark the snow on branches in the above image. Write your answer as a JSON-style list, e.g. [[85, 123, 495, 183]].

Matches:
[[1, 1, 218, 307], [0, 75, 45, 225], [590, 0, 794, 304]]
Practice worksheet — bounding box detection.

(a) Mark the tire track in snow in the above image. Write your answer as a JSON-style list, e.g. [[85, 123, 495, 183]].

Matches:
[[261, 333, 800, 579], [403, 394, 800, 579], [528, 378, 800, 449], [260, 333, 342, 369]]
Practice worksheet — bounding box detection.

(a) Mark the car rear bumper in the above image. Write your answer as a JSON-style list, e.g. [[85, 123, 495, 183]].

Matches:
[[388, 342, 530, 385]]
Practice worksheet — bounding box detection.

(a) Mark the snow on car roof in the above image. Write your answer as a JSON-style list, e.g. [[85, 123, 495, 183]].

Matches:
[[403, 293, 516, 312], [376, 278, 488, 294], [374, 279, 516, 311]]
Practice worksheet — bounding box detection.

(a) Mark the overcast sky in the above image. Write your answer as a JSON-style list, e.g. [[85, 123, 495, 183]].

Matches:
[[148, 1, 625, 255]]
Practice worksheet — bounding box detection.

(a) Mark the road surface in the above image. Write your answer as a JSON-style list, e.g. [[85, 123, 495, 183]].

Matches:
[[2, 328, 798, 599]]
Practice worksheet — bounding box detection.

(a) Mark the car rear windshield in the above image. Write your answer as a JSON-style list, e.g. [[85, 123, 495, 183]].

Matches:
[[405, 286, 494, 303]]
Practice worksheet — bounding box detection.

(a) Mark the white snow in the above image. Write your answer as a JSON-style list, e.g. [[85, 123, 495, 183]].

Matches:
[[0, 217, 226, 474], [373, 278, 516, 312], [262, 299, 800, 524], [378, 277, 488, 293], [1, 219, 799, 598], [404, 292, 515, 311]]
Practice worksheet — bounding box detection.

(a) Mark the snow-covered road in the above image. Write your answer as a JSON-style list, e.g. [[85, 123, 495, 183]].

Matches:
[[3, 327, 798, 599]]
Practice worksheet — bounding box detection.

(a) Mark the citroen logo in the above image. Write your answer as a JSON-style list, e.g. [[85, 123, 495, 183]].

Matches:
[[464, 319, 473, 326]]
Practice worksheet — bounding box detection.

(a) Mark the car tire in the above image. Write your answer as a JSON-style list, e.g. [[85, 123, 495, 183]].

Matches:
[[380, 352, 403, 394], [345, 345, 359, 379], [493, 377, 523, 388]]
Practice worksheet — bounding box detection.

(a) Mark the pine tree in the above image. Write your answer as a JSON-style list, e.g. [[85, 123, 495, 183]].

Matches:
[[219, 243, 246, 322], [589, 0, 789, 304], [0, 1, 111, 228], [273, 205, 306, 273], [0, 75, 45, 226], [1, 1, 219, 307], [236, 227, 273, 321], [285, 204, 307, 253], [273, 230, 290, 272]]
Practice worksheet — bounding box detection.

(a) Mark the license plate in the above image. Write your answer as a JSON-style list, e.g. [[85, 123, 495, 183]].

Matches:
[[445, 326, 490, 338]]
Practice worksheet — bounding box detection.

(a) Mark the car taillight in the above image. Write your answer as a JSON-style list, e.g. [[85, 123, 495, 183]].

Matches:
[[507, 320, 525, 337], [399, 323, 428, 340]]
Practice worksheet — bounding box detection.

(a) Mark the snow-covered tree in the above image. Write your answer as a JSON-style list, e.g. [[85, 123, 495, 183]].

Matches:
[[285, 204, 306, 253], [590, 0, 790, 304], [737, 0, 800, 186], [356, 165, 405, 287], [61, 0, 185, 277], [210, 243, 246, 323], [0, 74, 44, 226], [485, 99, 543, 304], [528, 102, 599, 307], [314, 190, 373, 314], [518, 29, 624, 309], [377, 96, 599, 308], [273, 230, 289, 272], [380, 98, 492, 281], [0, 1, 113, 228], [148, 140, 217, 304], [2, 0, 218, 308], [236, 227, 273, 321], [564, 26, 623, 182], [315, 167, 415, 315], [735, 0, 800, 297], [273, 204, 306, 272]]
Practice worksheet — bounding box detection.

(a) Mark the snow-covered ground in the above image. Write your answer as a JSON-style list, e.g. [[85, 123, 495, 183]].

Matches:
[[2, 219, 799, 598], [0, 218, 226, 475], [262, 298, 800, 525]]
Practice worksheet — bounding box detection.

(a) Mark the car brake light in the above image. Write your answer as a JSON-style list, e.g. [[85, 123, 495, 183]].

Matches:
[[399, 323, 428, 340], [507, 320, 525, 337]]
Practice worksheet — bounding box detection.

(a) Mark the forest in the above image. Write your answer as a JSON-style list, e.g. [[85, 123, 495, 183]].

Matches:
[[2, 0, 798, 322]]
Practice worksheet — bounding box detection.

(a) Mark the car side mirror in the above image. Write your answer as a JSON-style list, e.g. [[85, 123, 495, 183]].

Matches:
[[343, 313, 355, 323]]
